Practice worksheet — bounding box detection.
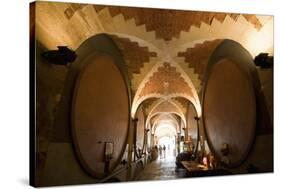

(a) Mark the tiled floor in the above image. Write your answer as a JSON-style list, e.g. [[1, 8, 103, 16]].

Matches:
[[136, 155, 186, 181]]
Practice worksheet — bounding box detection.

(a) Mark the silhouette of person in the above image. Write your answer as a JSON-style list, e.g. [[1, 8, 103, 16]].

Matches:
[[163, 145, 166, 158], [159, 145, 163, 159]]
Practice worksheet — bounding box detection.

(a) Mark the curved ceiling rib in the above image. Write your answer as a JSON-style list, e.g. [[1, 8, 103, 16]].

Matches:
[[154, 122, 177, 138], [145, 99, 187, 129], [37, 3, 272, 58], [131, 61, 201, 118], [151, 113, 180, 134], [94, 5, 262, 41], [36, 2, 273, 123], [133, 94, 198, 118]]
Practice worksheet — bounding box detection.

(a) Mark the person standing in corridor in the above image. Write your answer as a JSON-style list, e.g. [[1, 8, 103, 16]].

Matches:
[[163, 145, 166, 158], [159, 145, 163, 159]]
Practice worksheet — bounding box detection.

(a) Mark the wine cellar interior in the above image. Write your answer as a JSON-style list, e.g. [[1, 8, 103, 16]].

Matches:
[[30, 1, 273, 187]]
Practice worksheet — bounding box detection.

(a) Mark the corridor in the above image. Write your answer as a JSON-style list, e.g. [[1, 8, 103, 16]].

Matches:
[[31, 1, 273, 187], [136, 156, 185, 181]]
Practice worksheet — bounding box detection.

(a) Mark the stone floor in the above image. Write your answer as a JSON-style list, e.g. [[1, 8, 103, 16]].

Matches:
[[135, 155, 186, 181]]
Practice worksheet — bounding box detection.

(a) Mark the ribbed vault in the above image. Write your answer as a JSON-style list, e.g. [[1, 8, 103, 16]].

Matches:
[[35, 2, 273, 121]]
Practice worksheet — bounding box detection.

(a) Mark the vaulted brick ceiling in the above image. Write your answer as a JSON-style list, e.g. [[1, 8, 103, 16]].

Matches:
[[178, 39, 223, 82], [151, 101, 182, 115], [139, 62, 192, 97], [110, 35, 157, 81], [94, 5, 262, 40], [172, 97, 189, 109], [151, 113, 179, 125], [57, 4, 268, 103], [35, 2, 272, 120], [142, 97, 159, 115]]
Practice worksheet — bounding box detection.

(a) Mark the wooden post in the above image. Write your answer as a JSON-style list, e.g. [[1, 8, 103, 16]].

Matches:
[[132, 118, 138, 161], [177, 132, 181, 154], [143, 129, 149, 165], [126, 119, 134, 181], [194, 116, 200, 159]]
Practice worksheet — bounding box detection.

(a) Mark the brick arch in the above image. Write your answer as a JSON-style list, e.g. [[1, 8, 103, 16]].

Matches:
[[171, 15, 273, 59], [133, 93, 198, 119], [151, 113, 180, 134], [94, 5, 262, 41], [145, 99, 186, 129], [131, 61, 201, 118], [105, 32, 164, 91], [107, 32, 161, 54], [178, 39, 223, 83], [150, 111, 184, 126], [139, 63, 192, 96], [110, 34, 158, 81], [154, 121, 178, 139]]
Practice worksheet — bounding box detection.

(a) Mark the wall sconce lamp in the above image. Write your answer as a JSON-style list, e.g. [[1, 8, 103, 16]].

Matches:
[[254, 53, 273, 69], [194, 116, 200, 121], [42, 46, 77, 66]]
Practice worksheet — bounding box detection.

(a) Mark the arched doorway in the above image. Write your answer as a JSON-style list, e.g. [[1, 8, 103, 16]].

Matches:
[[154, 122, 177, 157]]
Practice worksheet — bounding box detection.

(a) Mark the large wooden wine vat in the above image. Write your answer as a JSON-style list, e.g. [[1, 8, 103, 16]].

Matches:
[[202, 40, 260, 167], [72, 53, 130, 178]]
